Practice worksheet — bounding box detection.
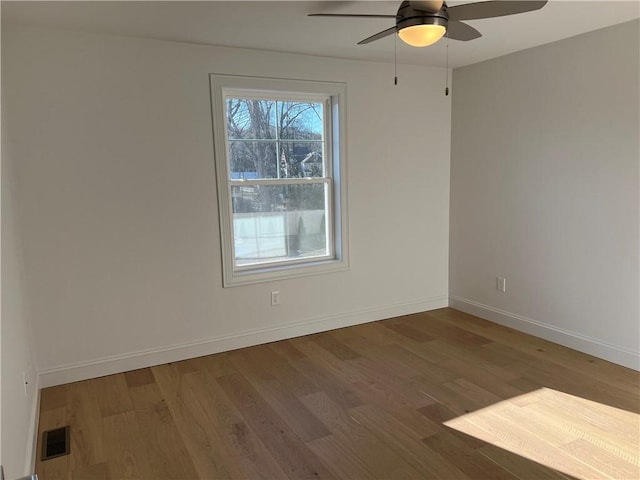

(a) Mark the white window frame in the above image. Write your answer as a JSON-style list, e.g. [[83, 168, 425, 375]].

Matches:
[[210, 74, 349, 287]]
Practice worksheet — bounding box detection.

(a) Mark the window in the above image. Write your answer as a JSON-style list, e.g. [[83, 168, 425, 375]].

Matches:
[[210, 75, 349, 286]]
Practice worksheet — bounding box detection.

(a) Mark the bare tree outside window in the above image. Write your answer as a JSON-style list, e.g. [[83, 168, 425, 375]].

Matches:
[[225, 97, 329, 265]]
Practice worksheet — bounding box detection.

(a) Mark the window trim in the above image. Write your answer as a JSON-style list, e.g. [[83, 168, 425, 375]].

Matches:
[[210, 74, 349, 287]]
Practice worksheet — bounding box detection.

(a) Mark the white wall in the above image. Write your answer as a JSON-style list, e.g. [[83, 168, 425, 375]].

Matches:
[[450, 20, 640, 369], [1, 75, 39, 477], [2, 25, 451, 386]]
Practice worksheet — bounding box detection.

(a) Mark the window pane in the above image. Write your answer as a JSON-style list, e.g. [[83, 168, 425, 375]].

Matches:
[[278, 101, 324, 140], [226, 99, 276, 140], [228, 141, 277, 180], [279, 142, 324, 178], [232, 183, 329, 266]]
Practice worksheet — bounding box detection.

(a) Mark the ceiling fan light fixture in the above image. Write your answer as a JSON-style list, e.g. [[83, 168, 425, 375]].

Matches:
[[398, 23, 446, 47], [396, 13, 448, 47]]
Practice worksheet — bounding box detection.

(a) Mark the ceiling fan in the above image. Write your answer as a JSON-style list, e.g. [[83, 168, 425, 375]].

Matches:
[[309, 1, 548, 47]]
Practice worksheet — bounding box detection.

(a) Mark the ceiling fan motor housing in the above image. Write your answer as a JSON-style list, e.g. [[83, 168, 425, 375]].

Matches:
[[397, 0, 449, 32]]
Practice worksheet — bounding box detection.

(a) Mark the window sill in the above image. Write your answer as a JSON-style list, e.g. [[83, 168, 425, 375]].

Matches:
[[223, 257, 350, 287]]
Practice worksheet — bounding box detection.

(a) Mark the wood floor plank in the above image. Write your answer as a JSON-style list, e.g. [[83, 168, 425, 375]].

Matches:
[[312, 331, 362, 360], [572, 381, 640, 414], [400, 336, 474, 365], [123, 367, 155, 388], [35, 308, 640, 480], [446, 402, 616, 479], [420, 338, 505, 369], [488, 341, 640, 413], [70, 461, 112, 480], [490, 402, 580, 447], [398, 312, 493, 346], [101, 411, 155, 480], [40, 384, 69, 412], [525, 395, 640, 454], [127, 382, 200, 479], [349, 354, 436, 409], [67, 380, 106, 470], [560, 438, 639, 479], [199, 350, 239, 377], [300, 391, 425, 479], [507, 376, 546, 394], [288, 353, 363, 410], [292, 336, 440, 438], [305, 434, 377, 479], [227, 347, 331, 442], [382, 321, 435, 342], [345, 321, 405, 347], [183, 370, 291, 480], [243, 343, 321, 397], [441, 355, 522, 383], [374, 343, 459, 381], [349, 403, 471, 479], [88, 374, 133, 417], [216, 372, 333, 479], [443, 377, 505, 410], [477, 444, 573, 480], [411, 374, 482, 416], [482, 342, 595, 391], [419, 403, 488, 449], [442, 309, 639, 393], [267, 339, 308, 361], [421, 431, 518, 480], [151, 363, 243, 479]]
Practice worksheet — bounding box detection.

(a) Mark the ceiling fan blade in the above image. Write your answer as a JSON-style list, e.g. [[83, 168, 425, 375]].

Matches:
[[448, 1, 548, 21], [358, 26, 398, 45], [446, 20, 482, 41], [410, 1, 444, 13], [308, 13, 396, 19]]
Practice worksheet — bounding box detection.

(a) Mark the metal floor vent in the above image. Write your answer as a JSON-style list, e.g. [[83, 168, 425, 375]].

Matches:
[[41, 426, 70, 461]]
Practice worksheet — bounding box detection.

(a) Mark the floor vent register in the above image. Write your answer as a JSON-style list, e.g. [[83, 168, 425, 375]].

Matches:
[[41, 426, 70, 461]]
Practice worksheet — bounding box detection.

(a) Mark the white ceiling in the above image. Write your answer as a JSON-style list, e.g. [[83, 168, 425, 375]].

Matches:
[[2, 1, 639, 68]]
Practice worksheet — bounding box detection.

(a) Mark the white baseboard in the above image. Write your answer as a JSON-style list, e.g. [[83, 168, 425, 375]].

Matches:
[[26, 375, 41, 475], [37, 295, 449, 388], [449, 295, 639, 371]]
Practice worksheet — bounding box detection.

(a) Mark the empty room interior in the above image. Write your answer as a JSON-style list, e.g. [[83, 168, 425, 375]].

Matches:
[[1, 1, 639, 479]]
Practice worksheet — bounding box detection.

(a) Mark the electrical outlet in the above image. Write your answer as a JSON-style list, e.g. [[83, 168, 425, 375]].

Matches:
[[22, 371, 30, 397], [271, 291, 280, 306], [497, 276, 507, 293], [22, 372, 31, 397]]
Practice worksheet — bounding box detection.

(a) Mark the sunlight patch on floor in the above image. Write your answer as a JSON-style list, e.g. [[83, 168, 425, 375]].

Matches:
[[444, 388, 640, 480]]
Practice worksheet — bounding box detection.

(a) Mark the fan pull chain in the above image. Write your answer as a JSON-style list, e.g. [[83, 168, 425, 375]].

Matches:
[[394, 31, 398, 85], [445, 35, 449, 96]]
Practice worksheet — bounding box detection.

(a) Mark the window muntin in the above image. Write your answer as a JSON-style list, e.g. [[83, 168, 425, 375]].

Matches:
[[211, 75, 348, 286]]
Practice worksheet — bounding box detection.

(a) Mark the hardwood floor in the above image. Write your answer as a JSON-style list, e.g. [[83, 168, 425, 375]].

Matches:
[[35, 308, 640, 479]]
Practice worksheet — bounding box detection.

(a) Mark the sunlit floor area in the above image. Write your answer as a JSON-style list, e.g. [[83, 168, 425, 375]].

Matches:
[[35, 308, 639, 479], [446, 387, 639, 479]]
